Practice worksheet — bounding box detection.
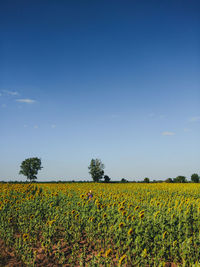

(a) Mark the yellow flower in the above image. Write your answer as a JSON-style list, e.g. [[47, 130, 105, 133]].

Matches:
[[141, 248, 147, 258], [98, 222, 102, 228], [171, 214, 175, 220], [89, 216, 94, 222], [128, 228, 133, 235], [132, 215, 135, 221], [75, 214, 79, 219], [71, 210, 76, 214], [134, 206, 139, 211], [103, 213, 107, 218], [126, 214, 131, 221], [105, 248, 112, 257], [162, 231, 167, 240], [23, 233, 29, 241], [98, 250, 104, 257], [154, 211, 160, 218], [47, 219, 56, 226], [119, 254, 126, 265], [139, 213, 144, 219], [122, 211, 127, 216], [118, 206, 124, 212], [119, 222, 125, 229]]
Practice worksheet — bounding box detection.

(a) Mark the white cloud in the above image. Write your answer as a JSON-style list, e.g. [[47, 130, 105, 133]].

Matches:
[[16, 98, 36, 104], [51, 124, 56, 128], [184, 128, 191, 132], [162, 131, 175, 136], [189, 116, 200, 122], [3, 90, 19, 96], [34, 125, 38, 129]]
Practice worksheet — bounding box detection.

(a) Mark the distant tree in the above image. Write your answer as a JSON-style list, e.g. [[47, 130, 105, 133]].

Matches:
[[121, 178, 128, 183], [173, 176, 187, 183], [19, 157, 42, 182], [143, 177, 150, 183], [104, 175, 111, 183], [165, 178, 173, 183], [191, 173, 199, 183], [88, 158, 104, 182]]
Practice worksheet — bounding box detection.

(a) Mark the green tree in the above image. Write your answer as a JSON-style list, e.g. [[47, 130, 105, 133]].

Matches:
[[19, 157, 42, 182], [165, 178, 173, 183], [104, 175, 111, 183], [173, 176, 187, 183], [191, 173, 199, 183], [143, 177, 150, 183], [121, 178, 128, 183], [88, 159, 104, 182]]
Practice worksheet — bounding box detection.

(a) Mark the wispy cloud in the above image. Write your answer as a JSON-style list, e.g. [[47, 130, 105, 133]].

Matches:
[[189, 116, 200, 122], [51, 124, 56, 128], [184, 128, 191, 132], [162, 131, 175, 136], [3, 90, 19, 96], [16, 98, 36, 104], [34, 125, 39, 129]]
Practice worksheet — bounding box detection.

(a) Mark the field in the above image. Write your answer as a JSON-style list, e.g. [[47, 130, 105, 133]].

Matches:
[[0, 183, 200, 266]]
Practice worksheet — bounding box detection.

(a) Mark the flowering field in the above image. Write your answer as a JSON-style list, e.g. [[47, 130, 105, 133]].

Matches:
[[0, 183, 200, 266]]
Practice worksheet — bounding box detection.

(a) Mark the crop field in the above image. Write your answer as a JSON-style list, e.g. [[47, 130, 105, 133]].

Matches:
[[0, 183, 200, 266]]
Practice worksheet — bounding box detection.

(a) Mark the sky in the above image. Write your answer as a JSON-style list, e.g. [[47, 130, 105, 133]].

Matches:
[[0, 0, 200, 181]]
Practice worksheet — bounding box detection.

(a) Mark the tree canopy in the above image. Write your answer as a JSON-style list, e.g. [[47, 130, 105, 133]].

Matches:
[[19, 157, 43, 182], [143, 177, 150, 183], [173, 176, 187, 183], [104, 175, 111, 183], [88, 159, 104, 182], [191, 173, 199, 183]]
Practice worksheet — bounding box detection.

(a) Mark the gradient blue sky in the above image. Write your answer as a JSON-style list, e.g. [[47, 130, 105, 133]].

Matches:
[[0, 0, 200, 181]]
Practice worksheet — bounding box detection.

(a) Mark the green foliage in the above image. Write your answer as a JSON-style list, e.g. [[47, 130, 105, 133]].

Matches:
[[173, 176, 187, 183], [143, 177, 150, 183], [191, 173, 199, 183], [88, 159, 104, 182], [165, 178, 173, 183], [19, 157, 42, 182], [104, 175, 111, 183], [1, 183, 200, 266], [121, 178, 128, 183]]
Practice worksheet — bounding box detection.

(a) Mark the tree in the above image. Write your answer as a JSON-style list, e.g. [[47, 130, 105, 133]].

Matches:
[[173, 176, 187, 183], [165, 178, 173, 183], [143, 177, 150, 183], [104, 175, 111, 183], [191, 173, 199, 183], [121, 178, 128, 183], [19, 157, 42, 182], [88, 159, 104, 182]]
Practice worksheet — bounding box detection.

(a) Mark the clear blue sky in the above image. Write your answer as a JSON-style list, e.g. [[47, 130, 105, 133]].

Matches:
[[0, 0, 199, 181]]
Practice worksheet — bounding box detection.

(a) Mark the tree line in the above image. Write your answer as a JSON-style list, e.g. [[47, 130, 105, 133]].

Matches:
[[17, 157, 200, 183]]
